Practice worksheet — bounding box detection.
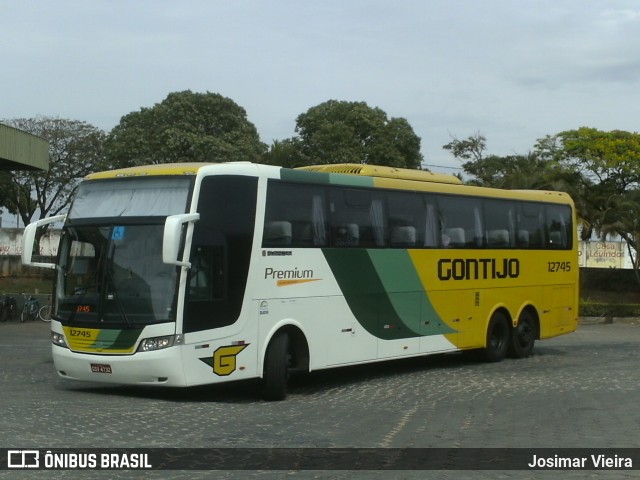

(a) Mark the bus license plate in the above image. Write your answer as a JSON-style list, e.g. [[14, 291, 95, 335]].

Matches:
[[90, 364, 112, 374]]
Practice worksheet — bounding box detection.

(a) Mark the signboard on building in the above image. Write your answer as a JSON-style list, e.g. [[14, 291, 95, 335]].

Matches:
[[578, 241, 628, 269]]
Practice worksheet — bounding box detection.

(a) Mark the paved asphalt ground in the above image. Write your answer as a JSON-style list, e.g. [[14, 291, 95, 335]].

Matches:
[[0, 319, 639, 480]]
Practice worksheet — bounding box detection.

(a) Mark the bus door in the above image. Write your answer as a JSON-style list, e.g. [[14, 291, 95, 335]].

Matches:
[[182, 175, 258, 335]]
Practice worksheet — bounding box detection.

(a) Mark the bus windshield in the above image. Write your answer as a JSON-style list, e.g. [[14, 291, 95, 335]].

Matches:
[[56, 224, 178, 326]]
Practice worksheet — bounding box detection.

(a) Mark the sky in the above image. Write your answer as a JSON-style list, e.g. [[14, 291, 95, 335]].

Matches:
[[2, 0, 640, 174]]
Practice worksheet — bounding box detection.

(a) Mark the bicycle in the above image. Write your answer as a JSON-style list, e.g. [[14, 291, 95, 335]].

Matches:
[[20, 294, 39, 323], [0, 296, 17, 322], [39, 296, 52, 322]]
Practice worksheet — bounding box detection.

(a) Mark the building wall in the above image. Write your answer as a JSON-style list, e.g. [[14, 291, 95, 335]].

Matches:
[[0, 228, 59, 277]]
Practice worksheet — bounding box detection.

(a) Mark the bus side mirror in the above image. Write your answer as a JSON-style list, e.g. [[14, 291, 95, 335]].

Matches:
[[21, 214, 66, 269], [163, 213, 200, 267]]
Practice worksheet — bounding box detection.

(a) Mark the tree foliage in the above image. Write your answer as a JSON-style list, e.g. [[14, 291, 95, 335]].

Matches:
[[261, 139, 304, 168], [445, 127, 640, 285], [1, 116, 106, 229], [292, 100, 423, 168], [536, 128, 640, 240], [443, 132, 576, 191], [599, 190, 640, 283], [105, 91, 267, 166]]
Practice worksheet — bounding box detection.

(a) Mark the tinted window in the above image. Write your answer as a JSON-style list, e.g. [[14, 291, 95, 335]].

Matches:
[[546, 204, 573, 249], [263, 182, 328, 247], [387, 192, 423, 247], [484, 199, 515, 248], [329, 188, 387, 247], [185, 175, 257, 332], [438, 196, 483, 248], [262, 180, 573, 251], [517, 203, 545, 249]]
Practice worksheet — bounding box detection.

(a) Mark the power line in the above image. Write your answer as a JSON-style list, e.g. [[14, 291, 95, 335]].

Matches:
[[422, 163, 463, 171]]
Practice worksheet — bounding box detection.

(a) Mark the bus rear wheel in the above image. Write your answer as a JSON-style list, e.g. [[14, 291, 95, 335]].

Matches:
[[509, 311, 537, 358], [481, 311, 510, 362], [262, 332, 290, 401]]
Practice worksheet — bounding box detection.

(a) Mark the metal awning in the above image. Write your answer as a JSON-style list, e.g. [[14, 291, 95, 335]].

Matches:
[[0, 123, 49, 171]]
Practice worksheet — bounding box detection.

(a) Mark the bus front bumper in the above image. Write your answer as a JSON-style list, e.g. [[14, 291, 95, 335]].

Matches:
[[52, 344, 188, 386]]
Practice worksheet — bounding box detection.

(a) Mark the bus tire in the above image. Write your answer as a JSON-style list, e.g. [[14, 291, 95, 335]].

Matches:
[[509, 310, 537, 358], [262, 332, 290, 401], [481, 311, 510, 362]]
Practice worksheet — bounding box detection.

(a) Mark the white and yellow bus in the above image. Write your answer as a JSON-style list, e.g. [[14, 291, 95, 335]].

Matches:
[[22, 162, 578, 400]]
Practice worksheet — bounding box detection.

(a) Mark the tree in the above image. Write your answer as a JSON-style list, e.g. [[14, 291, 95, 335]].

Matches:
[[106, 91, 267, 166], [443, 132, 574, 190], [536, 128, 640, 241], [599, 190, 640, 284], [293, 100, 423, 168], [1, 117, 106, 232], [442, 131, 487, 164], [261, 139, 304, 168]]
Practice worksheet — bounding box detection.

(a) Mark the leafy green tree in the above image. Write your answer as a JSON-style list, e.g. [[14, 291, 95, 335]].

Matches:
[[442, 131, 487, 165], [261, 139, 304, 168], [443, 132, 574, 190], [106, 91, 267, 166], [1, 117, 106, 231], [293, 100, 423, 168], [536, 128, 640, 241], [599, 190, 640, 284]]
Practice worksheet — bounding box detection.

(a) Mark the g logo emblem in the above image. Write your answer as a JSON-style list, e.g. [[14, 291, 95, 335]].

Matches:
[[212, 345, 248, 376]]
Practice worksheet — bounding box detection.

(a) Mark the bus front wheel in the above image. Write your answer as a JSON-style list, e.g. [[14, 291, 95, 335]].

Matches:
[[481, 312, 510, 362], [262, 332, 290, 401]]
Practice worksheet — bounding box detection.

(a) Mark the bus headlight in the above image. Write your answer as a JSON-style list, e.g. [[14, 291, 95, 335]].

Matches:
[[137, 334, 183, 352], [51, 332, 68, 348]]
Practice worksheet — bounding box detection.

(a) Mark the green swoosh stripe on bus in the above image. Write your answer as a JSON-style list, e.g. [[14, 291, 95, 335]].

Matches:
[[322, 249, 457, 340]]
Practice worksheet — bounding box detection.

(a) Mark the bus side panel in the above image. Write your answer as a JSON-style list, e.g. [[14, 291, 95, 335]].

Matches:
[[255, 295, 379, 369], [255, 248, 380, 368], [409, 249, 579, 345], [540, 285, 578, 338]]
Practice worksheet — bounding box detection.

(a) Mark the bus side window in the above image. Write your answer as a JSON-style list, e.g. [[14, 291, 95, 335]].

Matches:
[[546, 205, 572, 249], [387, 191, 422, 248], [518, 203, 545, 249], [484, 199, 515, 248], [438, 195, 483, 248], [330, 188, 385, 247], [263, 181, 328, 247]]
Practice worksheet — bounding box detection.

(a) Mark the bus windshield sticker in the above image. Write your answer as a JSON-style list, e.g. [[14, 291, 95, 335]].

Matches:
[[112, 226, 125, 241]]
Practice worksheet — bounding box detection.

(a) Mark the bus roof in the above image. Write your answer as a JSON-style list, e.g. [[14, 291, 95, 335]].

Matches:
[[82, 161, 574, 206], [297, 163, 462, 185], [84, 162, 217, 180]]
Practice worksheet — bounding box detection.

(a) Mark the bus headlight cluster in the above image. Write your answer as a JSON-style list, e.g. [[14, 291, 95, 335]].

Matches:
[[137, 334, 182, 352], [51, 332, 68, 348]]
